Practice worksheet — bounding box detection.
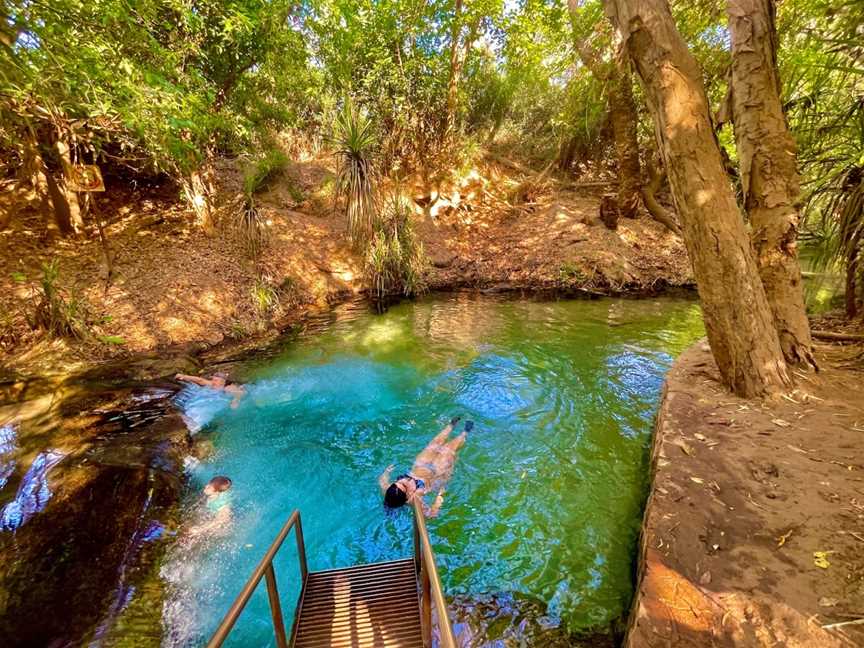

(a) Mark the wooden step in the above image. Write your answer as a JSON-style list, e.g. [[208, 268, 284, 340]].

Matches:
[[292, 558, 423, 648]]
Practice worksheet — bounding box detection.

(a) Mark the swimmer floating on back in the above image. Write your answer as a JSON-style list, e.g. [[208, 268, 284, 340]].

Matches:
[[379, 416, 473, 517], [175, 372, 246, 409]]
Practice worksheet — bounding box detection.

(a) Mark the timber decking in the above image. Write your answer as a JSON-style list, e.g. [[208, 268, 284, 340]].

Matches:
[[291, 558, 424, 648]]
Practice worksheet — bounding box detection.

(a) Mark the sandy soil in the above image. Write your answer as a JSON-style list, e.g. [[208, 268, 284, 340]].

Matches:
[[628, 337, 864, 647], [0, 152, 691, 376]]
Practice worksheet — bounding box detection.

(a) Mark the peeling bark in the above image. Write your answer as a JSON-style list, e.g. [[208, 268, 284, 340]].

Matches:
[[608, 68, 642, 219], [727, 0, 816, 368], [567, 0, 643, 221], [604, 0, 790, 397]]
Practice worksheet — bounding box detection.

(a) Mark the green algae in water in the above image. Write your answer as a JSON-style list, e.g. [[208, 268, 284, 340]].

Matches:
[[164, 294, 704, 646]]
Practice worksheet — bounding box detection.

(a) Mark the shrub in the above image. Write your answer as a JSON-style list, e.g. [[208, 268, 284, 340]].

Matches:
[[250, 276, 278, 316], [236, 201, 269, 259], [31, 260, 90, 339], [365, 194, 427, 298], [559, 262, 587, 285], [243, 148, 289, 198]]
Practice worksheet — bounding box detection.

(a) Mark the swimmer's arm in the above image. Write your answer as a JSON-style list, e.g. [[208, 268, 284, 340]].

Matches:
[[175, 374, 214, 387], [378, 464, 395, 494], [187, 506, 233, 538], [425, 489, 446, 518], [225, 384, 246, 409]]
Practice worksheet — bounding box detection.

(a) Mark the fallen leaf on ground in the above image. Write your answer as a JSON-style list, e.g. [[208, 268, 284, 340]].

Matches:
[[814, 551, 832, 569], [818, 597, 839, 607], [676, 440, 694, 456], [772, 418, 791, 427], [776, 529, 793, 548], [690, 477, 704, 484]]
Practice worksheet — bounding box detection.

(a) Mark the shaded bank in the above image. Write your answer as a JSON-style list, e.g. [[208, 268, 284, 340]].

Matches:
[[0, 378, 189, 647]]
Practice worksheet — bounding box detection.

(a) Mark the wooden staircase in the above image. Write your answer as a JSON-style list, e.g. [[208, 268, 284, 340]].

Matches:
[[292, 559, 423, 647], [206, 500, 455, 648]]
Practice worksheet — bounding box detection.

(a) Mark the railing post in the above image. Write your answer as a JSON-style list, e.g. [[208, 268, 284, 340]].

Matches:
[[294, 514, 308, 582], [421, 561, 432, 648], [264, 564, 289, 648], [206, 510, 304, 648], [413, 512, 421, 575]]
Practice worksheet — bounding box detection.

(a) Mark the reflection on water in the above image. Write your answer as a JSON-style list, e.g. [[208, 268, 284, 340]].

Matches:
[[163, 294, 705, 645], [0, 449, 65, 531]]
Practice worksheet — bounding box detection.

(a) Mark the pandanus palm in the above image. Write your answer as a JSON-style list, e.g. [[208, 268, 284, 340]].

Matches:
[[334, 101, 377, 246]]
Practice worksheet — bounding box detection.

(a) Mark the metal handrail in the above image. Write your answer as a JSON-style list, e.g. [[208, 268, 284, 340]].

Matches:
[[412, 498, 457, 648], [206, 510, 307, 648]]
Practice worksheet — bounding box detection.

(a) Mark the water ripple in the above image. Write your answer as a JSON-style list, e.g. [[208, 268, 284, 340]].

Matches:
[[163, 294, 703, 643]]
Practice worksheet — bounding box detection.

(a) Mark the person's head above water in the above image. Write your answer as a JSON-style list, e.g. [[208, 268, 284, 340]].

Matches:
[[204, 475, 232, 497], [210, 372, 229, 388], [384, 475, 421, 508]]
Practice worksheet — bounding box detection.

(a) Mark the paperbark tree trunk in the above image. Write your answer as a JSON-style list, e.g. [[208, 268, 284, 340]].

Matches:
[[567, 0, 642, 220], [727, 0, 815, 368], [603, 0, 790, 397], [607, 68, 642, 218]]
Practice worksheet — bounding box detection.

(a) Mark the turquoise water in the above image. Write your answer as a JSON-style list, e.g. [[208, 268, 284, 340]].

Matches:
[[162, 294, 704, 646]]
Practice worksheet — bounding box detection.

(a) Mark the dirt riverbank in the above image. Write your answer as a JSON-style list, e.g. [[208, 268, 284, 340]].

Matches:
[[0, 152, 691, 379], [627, 336, 864, 647]]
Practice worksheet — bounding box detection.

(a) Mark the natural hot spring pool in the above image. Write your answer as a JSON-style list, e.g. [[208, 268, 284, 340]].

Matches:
[[162, 293, 704, 646]]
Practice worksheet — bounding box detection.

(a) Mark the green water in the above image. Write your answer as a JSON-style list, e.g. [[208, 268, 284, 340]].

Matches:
[[163, 294, 704, 646]]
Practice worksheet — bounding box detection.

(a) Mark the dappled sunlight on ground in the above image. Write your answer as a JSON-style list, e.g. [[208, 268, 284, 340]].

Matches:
[[629, 341, 864, 648], [0, 151, 692, 373]]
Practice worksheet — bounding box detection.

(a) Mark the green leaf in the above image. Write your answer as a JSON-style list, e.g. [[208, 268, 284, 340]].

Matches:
[[98, 335, 126, 345], [11, 271, 26, 283]]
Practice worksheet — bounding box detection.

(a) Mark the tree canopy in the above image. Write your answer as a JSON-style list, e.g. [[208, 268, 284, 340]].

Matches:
[[1, 0, 860, 284]]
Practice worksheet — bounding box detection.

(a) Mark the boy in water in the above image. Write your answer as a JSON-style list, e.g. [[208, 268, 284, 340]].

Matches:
[[379, 416, 473, 517], [175, 372, 246, 409], [187, 475, 233, 539]]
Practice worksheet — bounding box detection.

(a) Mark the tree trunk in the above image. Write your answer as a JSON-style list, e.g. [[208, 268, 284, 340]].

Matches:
[[43, 169, 76, 236], [603, 0, 790, 397], [727, 0, 815, 368], [641, 155, 682, 235], [182, 165, 216, 234], [54, 139, 85, 235], [568, 0, 641, 220], [600, 194, 619, 229], [607, 66, 642, 218], [445, 0, 464, 136]]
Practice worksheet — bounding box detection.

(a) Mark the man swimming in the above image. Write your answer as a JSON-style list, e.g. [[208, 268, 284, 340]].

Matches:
[[175, 372, 246, 409], [379, 416, 473, 517]]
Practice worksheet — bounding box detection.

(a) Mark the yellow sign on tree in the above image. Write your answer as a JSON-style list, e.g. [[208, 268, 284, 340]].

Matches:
[[66, 165, 105, 192]]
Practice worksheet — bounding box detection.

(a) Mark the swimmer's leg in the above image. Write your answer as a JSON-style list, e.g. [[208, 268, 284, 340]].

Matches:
[[429, 416, 461, 446], [445, 432, 466, 453], [444, 421, 472, 453]]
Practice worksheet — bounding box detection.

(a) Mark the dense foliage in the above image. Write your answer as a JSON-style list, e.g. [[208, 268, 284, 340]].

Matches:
[[1, 0, 861, 304]]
